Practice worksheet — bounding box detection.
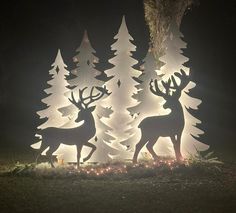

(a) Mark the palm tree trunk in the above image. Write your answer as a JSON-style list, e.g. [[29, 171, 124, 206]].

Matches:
[[143, 0, 197, 62]]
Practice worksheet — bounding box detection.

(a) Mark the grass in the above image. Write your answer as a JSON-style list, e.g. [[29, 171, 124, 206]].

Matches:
[[0, 148, 236, 213]]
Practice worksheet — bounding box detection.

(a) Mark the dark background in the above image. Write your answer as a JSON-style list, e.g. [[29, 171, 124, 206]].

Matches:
[[0, 0, 235, 159]]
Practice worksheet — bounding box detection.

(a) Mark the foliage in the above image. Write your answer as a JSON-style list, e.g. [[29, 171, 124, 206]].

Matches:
[[7, 162, 36, 176], [0, 152, 224, 180], [187, 149, 224, 173]]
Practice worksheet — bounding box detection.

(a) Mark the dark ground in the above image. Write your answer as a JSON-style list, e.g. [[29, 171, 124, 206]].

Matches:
[[0, 149, 236, 213], [0, 172, 235, 213]]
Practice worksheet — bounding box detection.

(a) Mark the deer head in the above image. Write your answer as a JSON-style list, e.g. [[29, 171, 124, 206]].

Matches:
[[69, 86, 110, 123], [150, 70, 190, 110]]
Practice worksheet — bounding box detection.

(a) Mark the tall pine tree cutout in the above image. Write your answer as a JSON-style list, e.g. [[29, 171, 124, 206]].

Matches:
[[32, 50, 71, 152], [59, 31, 103, 127], [156, 21, 209, 157], [129, 49, 163, 120], [101, 16, 141, 159], [57, 31, 118, 163]]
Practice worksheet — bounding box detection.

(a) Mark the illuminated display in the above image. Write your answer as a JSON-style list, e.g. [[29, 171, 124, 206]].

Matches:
[[32, 17, 208, 166]]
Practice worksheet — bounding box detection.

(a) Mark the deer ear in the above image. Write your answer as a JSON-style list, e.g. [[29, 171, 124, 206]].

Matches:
[[88, 106, 96, 112]]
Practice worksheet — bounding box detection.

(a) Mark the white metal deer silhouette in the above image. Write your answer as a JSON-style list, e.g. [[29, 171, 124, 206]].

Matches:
[[36, 86, 109, 167], [133, 70, 190, 163]]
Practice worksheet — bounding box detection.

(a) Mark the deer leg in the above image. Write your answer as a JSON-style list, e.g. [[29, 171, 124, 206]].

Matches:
[[175, 134, 183, 161], [35, 141, 49, 164], [133, 135, 148, 164], [171, 135, 183, 162], [83, 142, 96, 162], [46, 147, 55, 168], [146, 138, 159, 161], [46, 144, 60, 168], [76, 145, 83, 168]]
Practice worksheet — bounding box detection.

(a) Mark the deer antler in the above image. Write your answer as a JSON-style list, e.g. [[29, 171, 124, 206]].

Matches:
[[82, 86, 110, 108], [150, 79, 171, 99], [69, 92, 83, 109], [95, 86, 111, 96], [70, 86, 110, 109], [87, 86, 109, 105], [171, 69, 190, 98], [162, 79, 171, 96]]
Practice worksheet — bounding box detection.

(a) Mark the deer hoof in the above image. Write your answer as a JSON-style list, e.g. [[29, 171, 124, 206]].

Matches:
[[176, 156, 184, 163], [153, 156, 160, 161]]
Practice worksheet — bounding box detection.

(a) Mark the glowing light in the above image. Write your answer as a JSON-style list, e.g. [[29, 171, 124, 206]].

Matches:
[[32, 18, 208, 166]]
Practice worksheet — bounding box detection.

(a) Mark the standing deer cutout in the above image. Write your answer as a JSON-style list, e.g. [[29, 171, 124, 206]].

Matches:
[[133, 70, 190, 163], [36, 86, 109, 168]]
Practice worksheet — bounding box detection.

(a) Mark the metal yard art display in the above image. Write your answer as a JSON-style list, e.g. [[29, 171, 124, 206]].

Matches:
[[36, 86, 109, 168], [32, 16, 208, 167]]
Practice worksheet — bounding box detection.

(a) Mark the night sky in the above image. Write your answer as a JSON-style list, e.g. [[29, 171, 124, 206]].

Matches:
[[0, 0, 235, 156]]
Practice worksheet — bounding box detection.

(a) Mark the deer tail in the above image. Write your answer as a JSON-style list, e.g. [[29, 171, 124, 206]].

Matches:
[[31, 141, 42, 149]]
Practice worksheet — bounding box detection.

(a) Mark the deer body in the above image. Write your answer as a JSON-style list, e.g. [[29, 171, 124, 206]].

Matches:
[[39, 115, 96, 146], [36, 86, 109, 168], [133, 70, 190, 163], [139, 102, 184, 138]]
